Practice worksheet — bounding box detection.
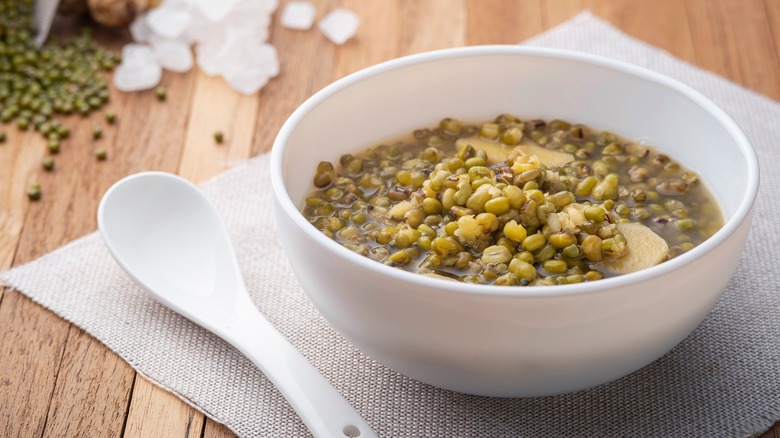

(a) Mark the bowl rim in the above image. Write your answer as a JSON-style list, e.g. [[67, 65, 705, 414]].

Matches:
[[270, 45, 760, 298]]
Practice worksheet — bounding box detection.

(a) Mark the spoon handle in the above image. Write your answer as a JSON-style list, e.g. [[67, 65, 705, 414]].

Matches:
[[225, 309, 376, 438]]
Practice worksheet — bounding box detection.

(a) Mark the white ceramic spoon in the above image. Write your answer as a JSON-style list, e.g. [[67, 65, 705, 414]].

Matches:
[[98, 171, 375, 438]]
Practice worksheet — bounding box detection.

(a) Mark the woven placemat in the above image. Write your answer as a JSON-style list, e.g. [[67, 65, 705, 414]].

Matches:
[[3, 12, 779, 438]]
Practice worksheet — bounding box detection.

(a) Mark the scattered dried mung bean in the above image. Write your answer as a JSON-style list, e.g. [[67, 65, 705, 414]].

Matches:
[[27, 182, 41, 200], [47, 140, 60, 154], [95, 147, 108, 160], [3, 1, 123, 201], [155, 86, 167, 101]]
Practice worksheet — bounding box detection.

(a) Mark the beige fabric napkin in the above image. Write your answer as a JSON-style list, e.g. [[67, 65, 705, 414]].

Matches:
[[4, 12, 780, 437]]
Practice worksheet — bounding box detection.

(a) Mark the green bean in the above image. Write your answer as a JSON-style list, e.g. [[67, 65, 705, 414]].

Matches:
[[484, 197, 510, 215], [581, 235, 603, 261], [441, 188, 457, 210], [549, 232, 576, 249], [440, 117, 462, 135], [495, 273, 520, 286], [422, 197, 442, 214], [464, 156, 486, 168], [522, 233, 546, 252], [562, 244, 581, 259], [534, 244, 557, 263], [376, 228, 395, 245], [503, 220, 527, 243], [676, 218, 695, 231], [500, 126, 523, 145], [47, 139, 60, 153], [395, 228, 421, 248], [301, 114, 722, 286], [27, 182, 41, 200], [481, 245, 512, 264], [514, 251, 535, 264], [480, 123, 499, 139], [542, 259, 568, 274], [337, 225, 360, 239], [386, 251, 411, 265], [431, 236, 463, 257], [454, 181, 472, 205], [350, 211, 366, 225]]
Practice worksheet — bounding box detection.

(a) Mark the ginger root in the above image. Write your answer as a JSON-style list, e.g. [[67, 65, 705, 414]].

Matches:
[[455, 137, 574, 167], [86, 0, 159, 27], [599, 223, 670, 275]]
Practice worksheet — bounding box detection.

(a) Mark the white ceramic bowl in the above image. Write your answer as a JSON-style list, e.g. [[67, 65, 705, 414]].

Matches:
[[270, 46, 759, 397]]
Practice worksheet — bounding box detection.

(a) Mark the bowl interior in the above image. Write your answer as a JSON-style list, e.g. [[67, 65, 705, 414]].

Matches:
[[278, 46, 755, 256]]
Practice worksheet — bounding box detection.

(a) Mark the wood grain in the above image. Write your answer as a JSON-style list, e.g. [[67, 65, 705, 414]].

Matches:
[[466, 0, 544, 44], [685, 0, 780, 100], [41, 327, 134, 438], [123, 377, 204, 438], [586, 0, 695, 61], [767, 0, 780, 60], [178, 72, 259, 184], [0, 292, 69, 437], [203, 418, 237, 438], [0, 1, 778, 437], [0, 132, 40, 272], [251, 2, 338, 156], [0, 43, 199, 438], [398, 0, 466, 54]]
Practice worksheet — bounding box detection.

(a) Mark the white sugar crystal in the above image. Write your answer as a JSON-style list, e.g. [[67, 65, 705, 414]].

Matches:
[[318, 8, 360, 45], [121, 0, 286, 95], [129, 16, 153, 43], [122, 43, 156, 64], [224, 43, 279, 95], [226, 68, 271, 95], [245, 43, 279, 77], [184, 10, 221, 44], [186, 1, 271, 45], [147, 5, 192, 39], [114, 46, 162, 91], [195, 40, 228, 76], [152, 39, 194, 72], [195, 28, 244, 76], [233, 0, 278, 16], [281, 1, 315, 30], [222, 0, 273, 39], [187, 0, 237, 21], [257, 0, 279, 14], [114, 63, 162, 91]]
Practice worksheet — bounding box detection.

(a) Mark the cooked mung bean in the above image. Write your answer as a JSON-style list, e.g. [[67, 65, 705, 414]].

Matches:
[[302, 116, 723, 286]]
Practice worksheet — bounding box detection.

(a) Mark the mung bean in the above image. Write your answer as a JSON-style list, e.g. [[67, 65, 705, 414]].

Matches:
[[301, 115, 722, 286]]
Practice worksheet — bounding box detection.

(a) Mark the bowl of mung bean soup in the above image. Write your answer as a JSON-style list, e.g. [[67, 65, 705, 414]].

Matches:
[[270, 46, 758, 397]]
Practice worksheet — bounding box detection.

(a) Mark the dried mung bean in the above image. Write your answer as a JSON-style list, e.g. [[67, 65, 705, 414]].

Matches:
[[27, 182, 41, 200]]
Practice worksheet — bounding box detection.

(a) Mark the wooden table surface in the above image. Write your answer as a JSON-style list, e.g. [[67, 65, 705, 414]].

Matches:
[[1, 1, 778, 436]]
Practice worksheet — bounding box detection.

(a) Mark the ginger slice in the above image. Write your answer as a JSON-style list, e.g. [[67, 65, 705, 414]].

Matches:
[[599, 222, 670, 275], [455, 137, 574, 167], [421, 272, 458, 282]]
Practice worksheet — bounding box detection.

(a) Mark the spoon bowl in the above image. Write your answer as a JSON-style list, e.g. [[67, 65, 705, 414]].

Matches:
[[98, 171, 375, 438]]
